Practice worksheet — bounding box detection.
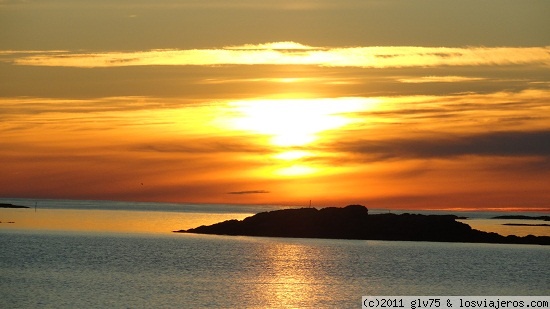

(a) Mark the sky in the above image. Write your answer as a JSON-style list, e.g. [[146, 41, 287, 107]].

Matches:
[[1, 0, 550, 210]]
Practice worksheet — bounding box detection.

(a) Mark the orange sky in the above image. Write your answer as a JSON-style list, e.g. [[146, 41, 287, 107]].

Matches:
[[1, 0, 549, 210]]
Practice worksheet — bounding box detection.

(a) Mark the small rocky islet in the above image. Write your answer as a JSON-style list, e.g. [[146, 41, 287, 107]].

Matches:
[[0, 203, 29, 209], [176, 205, 550, 245], [0, 203, 29, 224]]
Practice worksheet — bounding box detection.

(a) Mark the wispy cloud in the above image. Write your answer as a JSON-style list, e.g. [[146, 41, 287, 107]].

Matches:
[[0, 0, 377, 10], [5, 43, 550, 68], [131, 139, 271, 155], [397, 76, 487, 83], [227, 190, 270, 195], [335, 130, 550, 160], [225, 42, 315, 50]]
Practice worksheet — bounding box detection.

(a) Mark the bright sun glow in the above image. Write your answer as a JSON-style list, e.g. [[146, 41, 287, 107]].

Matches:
[[219, 97, 379, 177], [274, 150, 311, 160], [276, 165, 316, 176], [227, 97, 378, 147]]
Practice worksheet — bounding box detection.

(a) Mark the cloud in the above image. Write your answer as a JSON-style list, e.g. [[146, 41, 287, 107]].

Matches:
[[0, 0, 376, 11], [224, 42, 315, 50], [397, 76, 487, 83], [227, 190, 270, 195], [5, 43, 550, 68], [336, 130, 550, 160], [131, 139, 271, 155]]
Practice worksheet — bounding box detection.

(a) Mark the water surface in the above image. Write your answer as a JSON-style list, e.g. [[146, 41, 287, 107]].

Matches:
[[1, 198, 548, 308], [1, 230, 548, 309]]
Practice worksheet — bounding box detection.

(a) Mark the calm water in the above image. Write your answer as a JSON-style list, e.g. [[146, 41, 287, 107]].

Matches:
[[1, 199, 549, 308]]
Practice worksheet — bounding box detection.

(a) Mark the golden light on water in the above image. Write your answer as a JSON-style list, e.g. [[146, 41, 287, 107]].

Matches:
[[0, 208, 252, 234], [257, 242, 318, 308]]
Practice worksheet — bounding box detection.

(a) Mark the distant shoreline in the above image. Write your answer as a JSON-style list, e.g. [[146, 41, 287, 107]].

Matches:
[[491, 215, 550, 227], [177, 205, 550, 245], [0, 203, 30, 209], [503, 223, 550, 227], [492, 215, 550, 221]]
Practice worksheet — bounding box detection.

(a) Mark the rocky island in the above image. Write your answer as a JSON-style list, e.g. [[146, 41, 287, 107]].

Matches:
[[0, 203, 29, 209], [492, 215, 549, 221], [492, 215, 550, 227], [176, 205, 550, 245]]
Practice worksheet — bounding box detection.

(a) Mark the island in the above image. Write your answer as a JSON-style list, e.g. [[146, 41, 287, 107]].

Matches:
[[0, 203, 30, 209], [491, 215, 550, 227], [175, 205, 550, 245], [502, 223, 550, 227], [492, 215, 549, 221]]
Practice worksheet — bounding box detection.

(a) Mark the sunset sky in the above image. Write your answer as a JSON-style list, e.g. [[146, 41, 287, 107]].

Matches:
[[1, 0, 549, 210]]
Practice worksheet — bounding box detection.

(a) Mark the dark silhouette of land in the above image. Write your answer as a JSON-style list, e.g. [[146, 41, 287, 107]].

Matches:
[[492, 215, 549, 221], [0, 203, 29, 209], [176, 205, 550, 245]]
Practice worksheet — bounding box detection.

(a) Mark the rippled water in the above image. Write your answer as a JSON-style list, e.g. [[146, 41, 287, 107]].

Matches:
[[1, 199, 549, 308], [1, 230, 549, 308]]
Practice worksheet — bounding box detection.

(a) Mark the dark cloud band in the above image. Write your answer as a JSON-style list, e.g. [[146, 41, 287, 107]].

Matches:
[[227, 190, 270, 195], [337, 130, 550, 159]]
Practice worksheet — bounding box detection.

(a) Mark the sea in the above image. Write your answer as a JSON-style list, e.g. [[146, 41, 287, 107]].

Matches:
[[1, 198, 549, 308]]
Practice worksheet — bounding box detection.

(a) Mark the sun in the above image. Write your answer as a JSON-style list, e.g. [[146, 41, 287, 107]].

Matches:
[[227, 97, 376, 147], [274, 150, 311, 160], [218, 97, 379, 177]]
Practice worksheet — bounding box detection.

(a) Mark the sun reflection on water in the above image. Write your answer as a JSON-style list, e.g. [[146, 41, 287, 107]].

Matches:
[[257, 242, 319, 308]]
